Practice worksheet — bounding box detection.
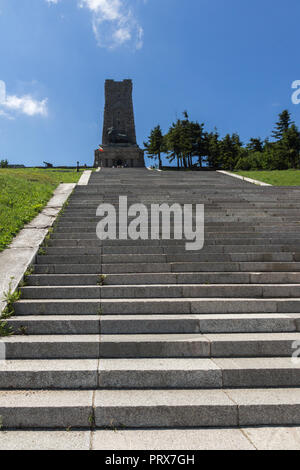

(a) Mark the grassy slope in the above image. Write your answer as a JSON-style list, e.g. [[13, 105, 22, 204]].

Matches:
[[0, 168, 83, 252], [235, 170, 300, 186]]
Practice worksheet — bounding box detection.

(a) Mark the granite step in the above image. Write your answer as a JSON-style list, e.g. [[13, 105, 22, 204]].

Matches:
[[25, 272, 300, 286], [20, 284, 300, 300], [2, 333, 300, 359], [7, 313, 298, 335]]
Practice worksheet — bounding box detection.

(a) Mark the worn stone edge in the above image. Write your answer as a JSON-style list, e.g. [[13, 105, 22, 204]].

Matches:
[[78, 170, 93, 186]]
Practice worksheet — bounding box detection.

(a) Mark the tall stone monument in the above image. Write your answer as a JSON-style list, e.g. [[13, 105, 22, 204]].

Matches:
[[94, 79, 145, 168]]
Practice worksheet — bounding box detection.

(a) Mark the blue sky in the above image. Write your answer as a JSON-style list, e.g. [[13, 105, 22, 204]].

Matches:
[[0, 0, 300, 167]]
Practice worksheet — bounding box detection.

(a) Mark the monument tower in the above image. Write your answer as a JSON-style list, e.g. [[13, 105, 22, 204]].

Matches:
[[94, 79, 145, 168]]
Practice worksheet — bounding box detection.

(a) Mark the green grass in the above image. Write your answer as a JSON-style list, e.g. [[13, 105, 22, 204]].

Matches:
[[0, 168, 83, 252], [235, 170, 300, 186]]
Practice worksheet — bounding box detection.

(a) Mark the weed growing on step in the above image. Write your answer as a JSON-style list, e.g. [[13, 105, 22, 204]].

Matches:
[[0, 321, 13, 337], [97, 307, 103, 315], [97, 275, 107, 286], [38, 247, 46, 256], [1, 278, 22, 336], [88, 412, 96, 429], [2, 279, 21, 318], [18, 326, 28, 336], [42, 227, 54, 248], [20, 265, 35, 287]]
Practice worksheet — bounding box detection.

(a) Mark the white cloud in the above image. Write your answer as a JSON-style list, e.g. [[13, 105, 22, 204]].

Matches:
[[0, 80, 48, 119], [46, 0, 144, 50]]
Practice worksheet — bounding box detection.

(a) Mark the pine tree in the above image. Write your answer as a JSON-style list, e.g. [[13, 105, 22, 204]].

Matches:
[[206, 130, 220, 168], [281, 124, 300, 169], [247, 138, 264, 153], [144, 125, 165, 169], [272, 110, 293, 141]]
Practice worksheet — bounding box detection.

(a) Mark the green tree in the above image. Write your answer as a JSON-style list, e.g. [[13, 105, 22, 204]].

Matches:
[[144, 125, 166, 169], [219, 134, 243, 170], [0, 159, 8, 168], [165, 120, 182, 169], [206, 130, 220, 168], [247, 138, 264, 153], [272, 110, 293, 141], [280, 124, 300, 169]]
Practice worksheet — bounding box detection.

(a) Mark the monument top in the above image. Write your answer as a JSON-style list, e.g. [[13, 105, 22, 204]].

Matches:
[[94, 79, 145, 168], [102, 78, 136, 146]]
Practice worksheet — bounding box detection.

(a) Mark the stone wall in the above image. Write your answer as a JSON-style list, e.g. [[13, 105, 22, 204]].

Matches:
[[94, 146, 145, 168]]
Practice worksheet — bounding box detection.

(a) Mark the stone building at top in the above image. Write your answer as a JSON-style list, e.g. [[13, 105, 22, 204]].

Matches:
[[94, 79, 145, 168]]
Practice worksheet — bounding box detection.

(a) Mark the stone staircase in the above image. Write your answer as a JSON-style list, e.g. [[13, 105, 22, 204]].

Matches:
[[1, 169, 300, 438]]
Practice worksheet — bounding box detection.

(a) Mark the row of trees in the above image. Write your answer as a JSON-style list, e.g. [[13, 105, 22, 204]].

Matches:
[[144, 110, 300, 170], [0, 159, 8, 168]]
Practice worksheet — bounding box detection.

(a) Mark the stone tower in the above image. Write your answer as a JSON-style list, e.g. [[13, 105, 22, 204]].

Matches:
[[94, 79, 145, 168]]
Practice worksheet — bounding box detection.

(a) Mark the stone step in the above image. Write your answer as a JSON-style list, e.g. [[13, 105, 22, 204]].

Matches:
[[0, 390, 93, 429], [8, 315, 100, 335], [26, 272, 300, 286], [2, 335, 100, 359], [34, 264, 101, 274], [93, 388, 300, 428], [43, 245, 300, 255], [53, 225, 300, 234], [96, 332, 300, 358], [7, 313, 298, 335], [99, 313, 298, 334], [37, 255, 101, 265], [98, 357, 300, 388], [2, 333, 300, 359], [46, 236, 300, 247], [14, 297, 300, 315], [6, 427, 300, 450], [0, 360, 99, 388], [49, 231, 300, 240], [0, 358, 299, 391], [20, 284, 300, 300], [0, 388, 299, 429]]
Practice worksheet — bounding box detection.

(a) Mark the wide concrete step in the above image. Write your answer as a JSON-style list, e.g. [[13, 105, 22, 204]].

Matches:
[[0, 358, 299, 390], [34, 264, 101, 274], [99, 261, 300, 274], [47, 235, 300, 245], [27, 274, 101, 286], [7, 315, 100, 335], [100, 284, 300, 299], [2, 333, 300, 358], [1, 335, 100, 359], [5, 427, 300, 450], [0, 390, 93, 429], [13, 297, 300, 315], [43, 245, 300, 255], [93, 388, 300, 428], [7, 313, 298, 335], [25, 272, 300, 286], [0, 360, 99, 388], [98, 357, 300, 388], [52, 225, 300, 235], [20, 284, 300, 300], [94, 332, 300, 358], [99, 314, 298, 334], [0, 388, 299, 429], [37, 255, 101, 265]]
